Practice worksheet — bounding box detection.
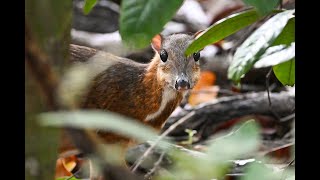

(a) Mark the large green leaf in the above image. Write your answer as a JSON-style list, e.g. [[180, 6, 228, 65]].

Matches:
[[242, 0, 279, 16], [39, 110, 160, 143], [83, 0, 98, 15], [254, 43, 295, 68], [228, 10, 295, 83], [272, 17, 295, 46], [185, 9, 261, 56], [120, 0, 183, 49], [273, 59, 295, 86]]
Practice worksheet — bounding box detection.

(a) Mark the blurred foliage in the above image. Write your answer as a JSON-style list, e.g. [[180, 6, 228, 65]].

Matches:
[[241, 160, 294, 180], [25, 68, 61, 180], [27, 0, 295, 179], [40, 110, 295, 180], [25, 0, 71, 73], [83, 0, 98, 15], [56, 177, 79, 180], [39, 110, 162, 145], [155, 120, 259, 180], [242, 0, 279, 16], [25, 0, 72, 179]]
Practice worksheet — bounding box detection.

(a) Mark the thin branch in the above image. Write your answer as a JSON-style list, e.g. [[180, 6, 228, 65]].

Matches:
[[280, 158, 295, 180], [144, 151, 166, 179], [288, 158, 295, 166], [266, 68, 281, 120], [266, 68, 273, 107], [131, 111, 195, 172], [280, 113, 295, 122]]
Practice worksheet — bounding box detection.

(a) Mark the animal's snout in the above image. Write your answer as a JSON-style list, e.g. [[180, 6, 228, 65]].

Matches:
[[175, 77, 190, 91]]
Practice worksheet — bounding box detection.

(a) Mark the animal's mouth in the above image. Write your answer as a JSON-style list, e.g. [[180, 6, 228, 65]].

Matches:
[[176, 87, 190, 92]]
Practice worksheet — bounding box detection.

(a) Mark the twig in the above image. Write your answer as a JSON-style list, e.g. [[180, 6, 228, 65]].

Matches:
[[265, 68, 281, 120], [288, 159, 295, 166], [144, 151, 166, 179], [131, 111, 195, 172], [280, 158, 295, 180], [266, 68, 273, 107], [280, 113, 295, 122]]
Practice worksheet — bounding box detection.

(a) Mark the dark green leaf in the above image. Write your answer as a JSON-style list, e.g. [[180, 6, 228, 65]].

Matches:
[[185, 9, 261, 56], [254, 43, 295, 68], [273, 59, 295, 86], [83, 0, 98, 15], [228, 10, 294, 83], [242, 0, 279, 16], [39, 110, 160, 143], [272, 18, 295, 46], [120, 0, 183, 49]]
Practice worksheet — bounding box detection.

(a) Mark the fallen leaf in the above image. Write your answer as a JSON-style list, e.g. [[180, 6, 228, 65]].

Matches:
[[189, 71, 218, 106], [55, 158, 73, 179]]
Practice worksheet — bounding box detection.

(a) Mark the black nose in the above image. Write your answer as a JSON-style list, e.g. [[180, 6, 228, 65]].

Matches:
[[175, 78, 190, 90]]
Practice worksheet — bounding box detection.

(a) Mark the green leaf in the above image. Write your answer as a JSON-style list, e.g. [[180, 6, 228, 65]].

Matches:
[[241, 161, 279, 180], [56, 176, 80, 180], [83, 0, 98, 15], [39, 110, 160, 143], [242, 0, 279, 16], [120, 0, 183, 49], [273, 59, 295, 86], [207, 120, 260, 163], [254, 43, 295, 68], [241, 160, 295, 180], [272, 18, 295, 46], [185, 9, 261, 56], [228, 10, 295, 83]]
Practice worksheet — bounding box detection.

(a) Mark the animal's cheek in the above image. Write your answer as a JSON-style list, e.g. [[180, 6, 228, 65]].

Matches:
[[157, 67, 174, 84], [192, 69, 201, 84], [191, 64, 201, 79]]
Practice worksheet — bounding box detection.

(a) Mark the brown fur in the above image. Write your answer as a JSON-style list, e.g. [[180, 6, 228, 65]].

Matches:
[[81, 55, 183, 143]]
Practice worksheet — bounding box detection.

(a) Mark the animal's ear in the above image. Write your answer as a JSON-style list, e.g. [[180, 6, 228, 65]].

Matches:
[[193, 30, 205, 39], [151, 34, 162, 53]]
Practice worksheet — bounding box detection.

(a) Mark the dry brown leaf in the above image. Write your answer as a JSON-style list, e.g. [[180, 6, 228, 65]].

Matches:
[[55, 158, 73, 179], [189, 71, 218, 106]]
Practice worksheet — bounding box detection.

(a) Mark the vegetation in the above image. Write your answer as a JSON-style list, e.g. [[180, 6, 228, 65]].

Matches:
[[25, 0, 295, 179]]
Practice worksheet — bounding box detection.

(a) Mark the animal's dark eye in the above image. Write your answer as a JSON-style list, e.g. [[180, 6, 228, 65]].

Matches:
[[193, 52, 200, 61], [160, 49, 168, 62]]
